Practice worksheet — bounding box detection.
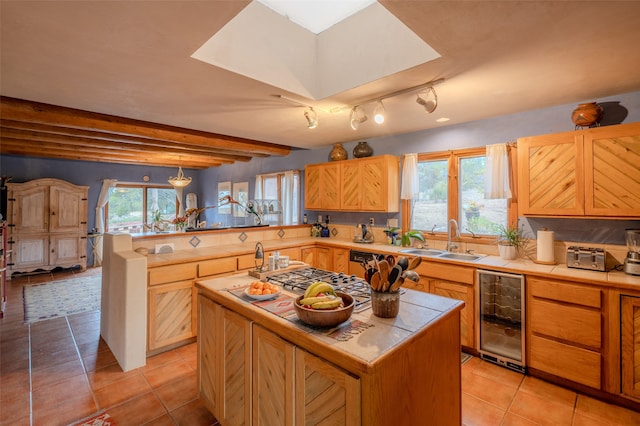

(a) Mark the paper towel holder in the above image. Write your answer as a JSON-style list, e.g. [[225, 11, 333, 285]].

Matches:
[[533, 227, 557, 265]]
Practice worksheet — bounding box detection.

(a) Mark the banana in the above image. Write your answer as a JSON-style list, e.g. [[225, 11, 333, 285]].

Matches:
[[311, 298, 342, 310], [305, 282, 336, 298], [299, 294, 337, 306]]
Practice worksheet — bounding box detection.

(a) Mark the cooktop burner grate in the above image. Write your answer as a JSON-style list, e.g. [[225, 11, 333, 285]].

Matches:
[[266, 267, 371, 312]]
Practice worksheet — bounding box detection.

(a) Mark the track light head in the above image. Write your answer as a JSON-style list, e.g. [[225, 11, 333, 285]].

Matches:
[[349, 106, 368, 130], [373, 101, 385, 124], [416, 86, 438, 114], [304, 107, 318, 129]]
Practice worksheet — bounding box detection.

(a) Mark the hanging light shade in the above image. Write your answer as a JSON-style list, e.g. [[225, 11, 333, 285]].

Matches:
[[304, 107, 318, 129], [416, 86, 438, 114], [168, 166, 192, 188], [373, 101, 385, 124], [349, 106, 368, 130]]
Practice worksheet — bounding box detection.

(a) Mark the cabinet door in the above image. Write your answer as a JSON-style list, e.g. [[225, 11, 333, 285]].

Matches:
[[13, 234, 48, 270], [316, 247, 332, 271], [198, 296, 220, 416], [517, 132, 585, 215], [361, 157, 389, 211], [148, 280, 196, 351], [252, 325, 295, 426], [429, 279, 474, 348], [621, 295, 640, 399], [50, 185, 87, 233], [304, 163, 340, 210], [301, 247, 315, 267], [295, 348, 361, 425], [50, 234, 85, 266], [221, 306, 252, 425], [340, 161, 362, 210], [10, 185, 49, 233], [584, 123, 640, 217], [333, 248, 349, 273], [304, 165, 322, 210]]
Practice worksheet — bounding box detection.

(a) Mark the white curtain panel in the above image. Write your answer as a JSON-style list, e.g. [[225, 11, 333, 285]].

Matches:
[[95, 179, 117, 233], [254, 175, 264, 201], [485, 143, 512, 199], [401, 153, 419, 200], [174, 187, 185, 216]]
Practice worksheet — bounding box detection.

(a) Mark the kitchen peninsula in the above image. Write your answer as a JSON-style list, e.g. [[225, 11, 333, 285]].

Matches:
[[196, 272, 464, 425]]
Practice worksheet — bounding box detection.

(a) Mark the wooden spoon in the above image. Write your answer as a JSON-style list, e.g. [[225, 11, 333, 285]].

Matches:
[[408, 256, 422, 270], [378, 259, 390, 287], [402, 270, 420, 283], [389, 276, 404, 293], [370, 271, 382, 291]]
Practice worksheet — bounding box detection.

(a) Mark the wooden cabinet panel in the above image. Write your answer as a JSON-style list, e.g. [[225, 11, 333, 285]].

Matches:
[[517, 131, 584, 216], [529, 334, 601, 388], [304, 163, 340, 210], [301, 247, 315, 267], [198, 257, 237, 278], [333, 248, 349, 274], [529, 277, 601, 308], [252, 325, 295, 426], [584, 123, 640, 216], [49, 185, 87, 233], [340, 161, 361, 210], [414, 261, 475, 285], [222, 307, 252, 425], [148, 280, 197, 351], [13, 234, 48, 269], [148, 262, 197, 286], [316, 247, 332, 271], [198, 296, 220, 415], [10, 185, 48, 233], [430, 279, 474, 348], [621, 295, 640, 400], [295, 348, 360, 425], [50, 234, 85, 266], [530, 298, 601, 349]]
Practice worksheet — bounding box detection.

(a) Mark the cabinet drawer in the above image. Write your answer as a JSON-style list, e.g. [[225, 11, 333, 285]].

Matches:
[[148, 263, 197, 285], [199, 257, 237, 277], [530, 298, 601, 349], [529, 334, 601, 389], [529, 277, 601, 308], [414, 262, 474, 284]]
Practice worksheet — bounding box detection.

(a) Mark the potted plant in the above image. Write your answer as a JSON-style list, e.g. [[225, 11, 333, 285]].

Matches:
[[464, 201, 482, 220], [497, 224, 526, 260], [401, 230, 425, 247], [383, 227, 400, 245]]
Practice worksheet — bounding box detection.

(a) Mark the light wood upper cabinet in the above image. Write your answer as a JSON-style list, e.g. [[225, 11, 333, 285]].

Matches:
[[518, 122, 640, 218], [304, 162, 341, 210], [305, 155, 400, 212], [584, 123, 640, 216]]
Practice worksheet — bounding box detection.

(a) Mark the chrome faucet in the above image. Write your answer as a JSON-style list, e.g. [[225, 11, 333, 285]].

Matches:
[[447, 219, 460, 251]]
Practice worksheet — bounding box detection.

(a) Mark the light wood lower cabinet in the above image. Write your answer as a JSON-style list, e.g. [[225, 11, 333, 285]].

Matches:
[[527, 277, 603, 389], [621, 294, 640, 400], [198, 297, 360, 425]]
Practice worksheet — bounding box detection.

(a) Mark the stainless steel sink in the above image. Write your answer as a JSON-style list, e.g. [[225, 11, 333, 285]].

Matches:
[[398, 248, 445, 256], [436, 252, 483, 262]]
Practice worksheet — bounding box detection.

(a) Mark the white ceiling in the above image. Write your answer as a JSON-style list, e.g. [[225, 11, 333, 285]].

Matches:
[[2, 1, 640, 152]]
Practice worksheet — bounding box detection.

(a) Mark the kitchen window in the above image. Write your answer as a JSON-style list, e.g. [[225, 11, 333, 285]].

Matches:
[[404, 147, 516, 238], [254, 170, 300, 225], [105, 185, 177, 233]]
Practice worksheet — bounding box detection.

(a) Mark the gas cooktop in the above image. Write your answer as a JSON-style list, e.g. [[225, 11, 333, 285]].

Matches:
[[266, 267, 371, 312]]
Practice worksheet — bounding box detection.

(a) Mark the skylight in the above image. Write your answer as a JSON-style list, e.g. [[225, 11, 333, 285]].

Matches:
[[257, 0, 377, 34]]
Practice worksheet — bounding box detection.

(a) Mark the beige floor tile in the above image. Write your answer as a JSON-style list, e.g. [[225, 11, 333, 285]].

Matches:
[[518, 376, 577, 407], [143, 359, 195, 388], [508, 390, 574, 426], [500, 412, 539, 426], [462, 369, 519, 410], [461, 392, 506, 426], [93, 374, 153, 409], [154, 371, 199, 411], [106, 392, 167, 426], [575, 394, 640, 425]]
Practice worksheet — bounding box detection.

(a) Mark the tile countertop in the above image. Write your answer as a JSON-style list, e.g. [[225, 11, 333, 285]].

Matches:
[[143, 236, 640, 291]]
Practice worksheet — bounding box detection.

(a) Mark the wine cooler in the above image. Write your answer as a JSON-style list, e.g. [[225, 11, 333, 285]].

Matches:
[[476, 269, 525, 373]]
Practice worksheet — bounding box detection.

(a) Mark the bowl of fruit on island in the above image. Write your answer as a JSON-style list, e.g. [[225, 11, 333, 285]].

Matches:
[[245, 280, 281, 300], [294, 282, 354, 327]]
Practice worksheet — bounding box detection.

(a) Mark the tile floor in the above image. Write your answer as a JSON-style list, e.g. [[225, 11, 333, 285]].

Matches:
[[1, 268, 639, 425]]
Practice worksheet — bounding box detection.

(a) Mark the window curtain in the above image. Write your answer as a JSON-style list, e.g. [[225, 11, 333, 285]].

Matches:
[[401, 153, 419, 200], [282, 170, 295, 225], [485, 143, 513, 199], [254, 175, 264, 201]]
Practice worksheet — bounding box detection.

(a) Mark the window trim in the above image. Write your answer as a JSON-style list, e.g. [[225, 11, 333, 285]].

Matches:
[[104, 183, 177, 232], [401, 146, 518, 245]]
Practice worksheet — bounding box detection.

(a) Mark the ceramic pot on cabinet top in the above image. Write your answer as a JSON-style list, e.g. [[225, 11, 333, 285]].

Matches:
[[353, 141, 373, 158], [330, 143, 348, 161], [571, 102, 603, 128]]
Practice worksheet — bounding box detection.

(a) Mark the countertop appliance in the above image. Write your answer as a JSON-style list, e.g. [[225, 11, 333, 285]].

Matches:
[[624, 229, 640, 276], [477, 269, 525, 373], [566, 246, 606, 272], [266, 267, 371, 312]]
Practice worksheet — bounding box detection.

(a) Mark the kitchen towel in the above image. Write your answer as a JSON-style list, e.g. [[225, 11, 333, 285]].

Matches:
[[537, 228, 555, 263]]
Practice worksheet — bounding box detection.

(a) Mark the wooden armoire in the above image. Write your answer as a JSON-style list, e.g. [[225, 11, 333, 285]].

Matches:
[[6, 178, 88, 278]]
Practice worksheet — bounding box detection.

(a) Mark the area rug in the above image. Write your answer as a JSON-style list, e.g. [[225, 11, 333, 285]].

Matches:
[[71, 412, 115, 426], [23, 275, 101, 323]]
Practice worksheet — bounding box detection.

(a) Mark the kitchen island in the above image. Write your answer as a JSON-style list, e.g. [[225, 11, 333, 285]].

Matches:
[[196, 272, 464, 425]]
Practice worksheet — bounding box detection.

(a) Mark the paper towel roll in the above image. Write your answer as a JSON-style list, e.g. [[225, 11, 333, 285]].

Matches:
[[537, 229, 555, 263]]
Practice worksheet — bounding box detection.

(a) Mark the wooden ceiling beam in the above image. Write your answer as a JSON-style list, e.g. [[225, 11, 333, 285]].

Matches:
[[1, 96, 291, 157], [0, 139, 222, 168], [0, 119, 264, 161], [0, 128, 239, 165]]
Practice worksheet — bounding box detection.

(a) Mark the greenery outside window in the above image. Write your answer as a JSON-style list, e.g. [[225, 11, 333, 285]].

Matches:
[[404, 147, 516, 241], [106, 184, 177, 233]]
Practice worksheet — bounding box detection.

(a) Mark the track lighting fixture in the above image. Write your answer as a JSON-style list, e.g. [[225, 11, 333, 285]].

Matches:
[[416, 86, 438, 113], [349, 106, 367, 130], [304, 107, 318, 129], [373, 101, 385, 124]]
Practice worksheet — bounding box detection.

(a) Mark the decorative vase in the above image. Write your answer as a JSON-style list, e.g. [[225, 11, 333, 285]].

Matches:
[[498, 244, 518, 260], [571, 102, 603, 128], [329, 143, 348, 161], [353, 141, 373, 158]]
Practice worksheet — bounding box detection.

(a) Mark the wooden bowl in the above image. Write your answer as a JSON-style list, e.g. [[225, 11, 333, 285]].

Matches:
[[294, 292, 354, 327]]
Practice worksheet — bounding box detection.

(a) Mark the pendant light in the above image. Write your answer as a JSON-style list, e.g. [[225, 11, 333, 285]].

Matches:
[[168, 166, 192, 188], [373, 101, 385, 124]]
